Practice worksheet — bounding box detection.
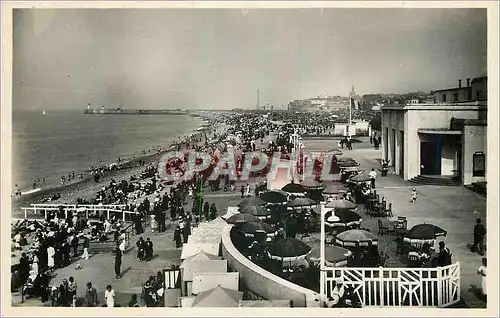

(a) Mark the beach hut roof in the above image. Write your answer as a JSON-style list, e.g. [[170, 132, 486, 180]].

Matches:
[[193, 286, 243, 307], [183, 251, 222, 263]]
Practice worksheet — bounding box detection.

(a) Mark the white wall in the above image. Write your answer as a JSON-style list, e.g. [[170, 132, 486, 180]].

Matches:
[[462, 125, 487, 185], [192, 272, 240, 294]]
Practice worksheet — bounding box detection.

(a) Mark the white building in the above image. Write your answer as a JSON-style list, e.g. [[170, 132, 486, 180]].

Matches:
[[380, 77, 487, 186]]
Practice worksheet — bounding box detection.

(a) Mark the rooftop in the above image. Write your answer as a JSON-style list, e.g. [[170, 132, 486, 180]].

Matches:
[[381, 100, 487, 111]]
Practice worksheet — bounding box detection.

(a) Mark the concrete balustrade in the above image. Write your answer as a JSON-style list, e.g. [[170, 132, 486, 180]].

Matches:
[[220, 224, 320, 307]]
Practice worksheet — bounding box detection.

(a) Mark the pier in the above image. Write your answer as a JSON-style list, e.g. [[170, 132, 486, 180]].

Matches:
[[84, 108, 190, 115]]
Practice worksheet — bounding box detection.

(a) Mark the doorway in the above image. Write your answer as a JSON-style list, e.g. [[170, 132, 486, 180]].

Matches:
[[420, 141, 440, 175]]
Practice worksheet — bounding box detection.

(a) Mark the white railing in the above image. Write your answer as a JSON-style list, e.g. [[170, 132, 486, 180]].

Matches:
[[322, 263, 460, 307], [20, 204, 134, 222], [32, 203, 126, 210]]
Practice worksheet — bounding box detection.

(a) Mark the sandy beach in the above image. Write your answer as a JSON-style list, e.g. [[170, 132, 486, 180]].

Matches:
[[11, 120, 231, 218]]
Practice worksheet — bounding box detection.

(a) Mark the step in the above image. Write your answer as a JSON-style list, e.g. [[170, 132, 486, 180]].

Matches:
[[409, 175, 460, 186]]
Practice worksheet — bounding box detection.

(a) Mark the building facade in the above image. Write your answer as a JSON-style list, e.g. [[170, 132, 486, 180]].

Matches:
[[381, 77, 487, 186]]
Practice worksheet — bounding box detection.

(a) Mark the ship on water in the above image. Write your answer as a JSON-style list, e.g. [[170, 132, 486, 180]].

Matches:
[[84, 104, 190, 115]]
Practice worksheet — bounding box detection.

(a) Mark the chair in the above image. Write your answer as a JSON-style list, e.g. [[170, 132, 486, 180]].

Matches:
[[395, 215, 407, 229], [408, 252, 421, 266], [384, 203, 393, 217], [325, 236, 335, 246], [378, 219, 390, 236], [413, 241, 423, 250]]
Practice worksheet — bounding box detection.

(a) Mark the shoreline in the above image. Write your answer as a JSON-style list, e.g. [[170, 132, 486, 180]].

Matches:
[[12, 113, 209, 192], [11, 118, 228, 214]]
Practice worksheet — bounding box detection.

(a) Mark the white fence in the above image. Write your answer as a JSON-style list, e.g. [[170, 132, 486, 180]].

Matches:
[[322, 263, 460, 307], [19, 204, 135, 222]]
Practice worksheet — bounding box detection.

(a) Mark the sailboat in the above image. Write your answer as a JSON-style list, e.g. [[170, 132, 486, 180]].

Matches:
[[42, 109, 46, 115]]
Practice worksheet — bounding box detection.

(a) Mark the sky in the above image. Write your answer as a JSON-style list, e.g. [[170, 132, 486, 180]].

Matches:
[[12, 8, 487, 110]]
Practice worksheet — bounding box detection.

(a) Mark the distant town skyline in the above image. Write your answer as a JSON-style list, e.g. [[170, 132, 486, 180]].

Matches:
[[13, 8, 487, 110]]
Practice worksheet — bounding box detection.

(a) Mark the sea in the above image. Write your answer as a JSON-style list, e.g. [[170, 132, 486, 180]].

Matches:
[[12, 109, 203, 192]]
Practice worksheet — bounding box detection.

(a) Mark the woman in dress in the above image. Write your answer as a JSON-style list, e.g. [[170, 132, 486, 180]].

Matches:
[[104, 284, 115, 307], [209, 203, 217, 221], [173, 226, 182, 248], [150, 215, 158, 233], [47, 245, 55, 271], [31, 255, 39, 276], [477, 257, 487, 302]]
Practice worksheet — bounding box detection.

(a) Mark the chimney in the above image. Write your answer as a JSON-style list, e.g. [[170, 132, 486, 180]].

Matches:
[[458, 79, 462, 88], [467, 78, 471, 86]]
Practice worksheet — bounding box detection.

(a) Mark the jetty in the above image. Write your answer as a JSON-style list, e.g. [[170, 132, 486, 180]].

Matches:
[[84, 108, 190, 115]]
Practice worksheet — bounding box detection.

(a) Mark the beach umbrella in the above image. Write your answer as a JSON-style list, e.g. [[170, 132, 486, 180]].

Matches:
[[239, 221, 276, 236], [300, 179, 324, 190], [307, 245, 352, 267], [324, 209, 362, 227], [238, 196, 266, 208], [406, 224, 447, 240], [342, 166, 362, 172], [325, 200, 357, 210], [239, 205, 270, 217], [193, 286, 243, 307], [335, 229, 378, 247], [287, 197, 316, 208], [260, 190, 288, 204], [335, 155, 351, 162], [226, 213, 260, 224], [327, 149, 343, 156], [338, 159, 359, 167], [327, 214, 341, 223], [281, 182, 305, 194], [323, 183, 346, 195], [349, 172, 372, 183], [267, 238, 312, 261]]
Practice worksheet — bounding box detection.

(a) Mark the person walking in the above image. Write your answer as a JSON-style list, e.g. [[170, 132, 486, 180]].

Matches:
[[209, 203, 218, 221], [182, 222, 190, 243], [104, 285, 115, 307], [472, 217, 486, 255], [173, 225, 183, 248], [133, 212, 144, 234], [114, 248, 122, 279], [68, 277, 77, 301], [81, 235, 90, 260], [85, 282, 98, 307], [150, 215, 158, 233], [136, 237, 146, 261], [145, 238, 154, 261], [410, 188, 417, 203], [159, 210, 167, 232], [47, 245, 55, 272], [477, 257, 487, 302], [369, 168, 377, 189], [240, 186, 245, 198], [203, 202, 210, 220]]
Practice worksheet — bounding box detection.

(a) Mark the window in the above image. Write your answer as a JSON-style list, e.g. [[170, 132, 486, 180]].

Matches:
[[453, 93, 458, 102], [468, 91, 472, 101], [442, 94, 447, 102], [473, 152, 486, 177], [476, 90, 482, 99]]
